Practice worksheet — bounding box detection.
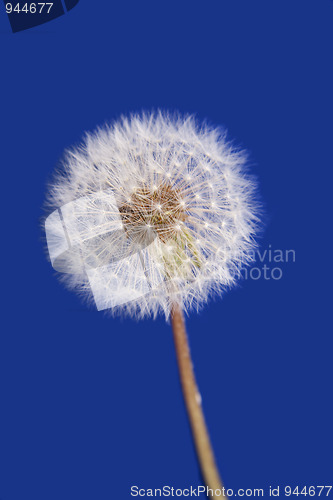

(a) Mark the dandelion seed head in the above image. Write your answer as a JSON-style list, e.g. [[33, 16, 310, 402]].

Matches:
[[45, 111, 262, 319]]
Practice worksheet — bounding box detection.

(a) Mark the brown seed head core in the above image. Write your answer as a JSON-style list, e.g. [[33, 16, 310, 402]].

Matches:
[[119, 182, 187, 245]]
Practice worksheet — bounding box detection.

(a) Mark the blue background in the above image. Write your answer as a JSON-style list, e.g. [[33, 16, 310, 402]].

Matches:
[[0, 1, 332, 499]]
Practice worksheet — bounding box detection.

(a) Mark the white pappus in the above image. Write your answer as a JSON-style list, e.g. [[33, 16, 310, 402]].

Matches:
[[44, 111, 262, 318]]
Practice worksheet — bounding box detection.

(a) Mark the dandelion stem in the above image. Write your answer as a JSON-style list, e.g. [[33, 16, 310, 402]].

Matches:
[[171, 304, 227, 500]]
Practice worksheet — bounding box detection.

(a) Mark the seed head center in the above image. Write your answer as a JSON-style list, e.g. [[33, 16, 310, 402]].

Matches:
[[119, 183, 187, 244]]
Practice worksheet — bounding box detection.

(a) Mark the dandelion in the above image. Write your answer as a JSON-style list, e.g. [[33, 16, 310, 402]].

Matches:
[[44, 111, 261, 499]]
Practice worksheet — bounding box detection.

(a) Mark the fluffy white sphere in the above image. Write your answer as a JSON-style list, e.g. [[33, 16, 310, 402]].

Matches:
[[45, 111, 261, 318]]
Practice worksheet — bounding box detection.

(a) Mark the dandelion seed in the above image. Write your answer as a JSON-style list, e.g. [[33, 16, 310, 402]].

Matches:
[[44, 111, 262, 500]]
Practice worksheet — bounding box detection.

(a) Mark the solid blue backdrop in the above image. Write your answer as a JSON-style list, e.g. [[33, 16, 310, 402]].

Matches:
[[0, 1, 332, 499]]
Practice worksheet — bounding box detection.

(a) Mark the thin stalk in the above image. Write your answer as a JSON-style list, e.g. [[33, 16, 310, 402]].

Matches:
[[171, 303, 228, 500]]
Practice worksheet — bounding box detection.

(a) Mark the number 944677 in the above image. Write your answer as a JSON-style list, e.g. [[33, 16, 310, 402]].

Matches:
[[6, 3, 53, 14]]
